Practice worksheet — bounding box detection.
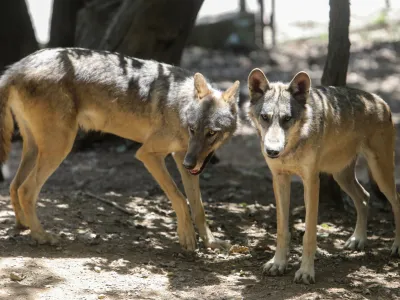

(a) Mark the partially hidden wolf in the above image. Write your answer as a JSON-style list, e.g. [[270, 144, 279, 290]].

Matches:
[[0, 48, 240, 250], [247, 68, 400, 284]]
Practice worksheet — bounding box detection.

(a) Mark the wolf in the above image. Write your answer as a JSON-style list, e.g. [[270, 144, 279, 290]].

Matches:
[[247, 68, 400, 284], [0, 47, 240, 251]]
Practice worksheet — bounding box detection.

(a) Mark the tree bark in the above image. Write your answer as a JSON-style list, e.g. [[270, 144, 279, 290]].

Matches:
[[321, 0, 350, 87], [0, 0, 38, 70], [48, 0, 85, 48], [257, 0, 265, 47], [239, 0, 247, 13], [320, 0, 350, 208], [76, 0, 204, 65]]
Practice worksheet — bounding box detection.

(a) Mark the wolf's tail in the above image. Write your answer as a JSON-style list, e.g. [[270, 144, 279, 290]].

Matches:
[[0, 74, 14, 164]]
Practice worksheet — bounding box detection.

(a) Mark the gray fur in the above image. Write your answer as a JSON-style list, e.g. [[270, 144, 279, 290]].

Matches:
[[0, 47, 240, 250], [248, 68, 400, 284]]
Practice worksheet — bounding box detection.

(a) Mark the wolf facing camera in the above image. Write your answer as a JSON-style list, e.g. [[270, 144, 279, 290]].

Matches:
[[247, 68, 400, 284]]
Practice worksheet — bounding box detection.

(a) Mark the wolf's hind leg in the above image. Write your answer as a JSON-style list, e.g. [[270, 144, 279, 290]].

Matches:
[[363, 130, 400, 256], [17, 118, 77, 245], [333, 160, 369, 251], [136, 147, 197, 251], [172, 151, 231, 250], [10, 120, 38, 230]]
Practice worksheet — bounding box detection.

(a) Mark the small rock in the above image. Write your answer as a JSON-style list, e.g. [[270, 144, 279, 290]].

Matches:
[[81, 232, 102, 245], [229, 244, 250, 255], [243, 260, 252, 267], [94, 266, 101, 273], [98, 294, 106, 299], [10, 272, 25, 281], [131, 191, 149, 198], [161, 261, 176, 268], [363, 289, 371, 295]]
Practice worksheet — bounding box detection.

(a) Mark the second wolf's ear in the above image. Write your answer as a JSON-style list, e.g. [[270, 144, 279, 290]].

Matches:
[[194, 73, 211, 99], [222, 80, 240, 103], [247, 68, 270, 102], [288, 71, 311, 104]]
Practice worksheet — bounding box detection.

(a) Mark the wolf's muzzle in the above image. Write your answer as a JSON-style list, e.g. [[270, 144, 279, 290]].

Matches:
[[266, 149, 280, 158], [183, 155, 197, 170]]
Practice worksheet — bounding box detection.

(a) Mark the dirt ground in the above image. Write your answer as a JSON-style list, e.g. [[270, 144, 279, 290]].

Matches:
[[1, 27, 400, 300]]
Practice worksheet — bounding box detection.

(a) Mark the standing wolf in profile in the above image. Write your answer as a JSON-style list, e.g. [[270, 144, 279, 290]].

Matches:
[[0, 48, 240, 250], [247, 68, 400, 284]]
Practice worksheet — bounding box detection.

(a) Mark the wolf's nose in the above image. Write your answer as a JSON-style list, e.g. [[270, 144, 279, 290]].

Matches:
[[183, 161, 196, 170], [266, 149, 280, 158]]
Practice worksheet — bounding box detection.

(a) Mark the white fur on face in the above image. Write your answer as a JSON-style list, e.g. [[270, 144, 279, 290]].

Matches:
[[264, 123, 285, 152]]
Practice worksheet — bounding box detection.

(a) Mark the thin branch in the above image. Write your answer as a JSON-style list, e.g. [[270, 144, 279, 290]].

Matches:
[[81, 191, 135, 215]]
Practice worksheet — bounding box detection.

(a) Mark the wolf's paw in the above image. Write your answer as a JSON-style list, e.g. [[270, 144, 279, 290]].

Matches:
[[262, 258, 287, 276], [294, 267, 315, 284], [344, 234, 367, 251], [205, 238, 231, 250], [14, 214, 30, 231], [14, 221, 29, 231], [31, 231, 60, 246], [177, 222, 197, 252], [390, 239, 400, 256]]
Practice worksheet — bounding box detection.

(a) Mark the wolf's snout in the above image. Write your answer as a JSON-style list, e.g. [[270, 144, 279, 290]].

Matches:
[[266, 149, 280, 158], [183, 155, 197, 170]]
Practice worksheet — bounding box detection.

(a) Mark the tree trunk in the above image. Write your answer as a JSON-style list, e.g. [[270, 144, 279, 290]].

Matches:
[[48, 0, 85, 48], [257, 0, 265, 47], [239, 0, 247, 13], [76, 0, 203, 65], [0, 0, 38, 181], [320, 0, 350, 208], [0, 0, 38, 69]]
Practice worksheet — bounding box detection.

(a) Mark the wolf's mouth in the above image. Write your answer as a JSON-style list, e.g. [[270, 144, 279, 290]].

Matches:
[[188, 151, 215, 176]]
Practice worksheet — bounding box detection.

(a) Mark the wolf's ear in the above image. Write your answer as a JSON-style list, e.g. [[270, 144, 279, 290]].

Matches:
[[248, 68, 270, 102], [288, 71, 311, 104], [222, 80, 240, 103], [194, 73, 211, 99]]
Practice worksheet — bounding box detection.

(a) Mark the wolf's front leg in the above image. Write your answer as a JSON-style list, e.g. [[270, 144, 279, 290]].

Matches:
[[294, 173, 320, 284], [136, 147, 197, 251], [263, 173, 291, 276], [172, 152, 230, 250]]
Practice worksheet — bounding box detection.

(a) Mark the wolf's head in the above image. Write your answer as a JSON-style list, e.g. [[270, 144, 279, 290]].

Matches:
[[183, 73, 240, 175], [247, 68, 311, 159]]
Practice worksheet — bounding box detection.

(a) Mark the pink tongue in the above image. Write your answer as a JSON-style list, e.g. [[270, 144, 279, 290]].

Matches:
[[190, 169, 199, 174]]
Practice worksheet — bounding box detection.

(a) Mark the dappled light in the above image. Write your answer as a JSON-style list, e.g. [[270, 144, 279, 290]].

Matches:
[[0, 0, 399, 299], [1, 118, 399, 298]]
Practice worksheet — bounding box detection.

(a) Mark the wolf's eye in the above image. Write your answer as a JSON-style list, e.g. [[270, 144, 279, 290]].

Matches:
[[283, 116, 292, 123], [207, 130, 216, 137], [261, 114, 269, 121], [189, 126, 195, 134]]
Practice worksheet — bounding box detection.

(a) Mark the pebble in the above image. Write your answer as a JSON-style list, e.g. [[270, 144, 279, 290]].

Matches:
[[160, 261, 176, 268], [10, 272, 24, 281], [94, 266, 101, 273]]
